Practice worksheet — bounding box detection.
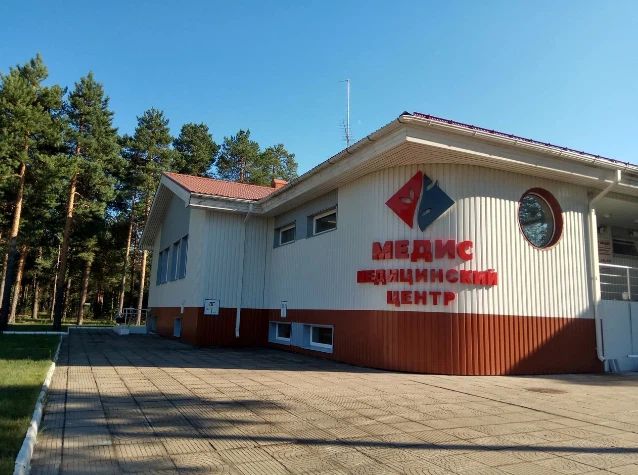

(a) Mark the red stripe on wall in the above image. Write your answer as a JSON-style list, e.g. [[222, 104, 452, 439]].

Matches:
[[150, 307, 601, 375]]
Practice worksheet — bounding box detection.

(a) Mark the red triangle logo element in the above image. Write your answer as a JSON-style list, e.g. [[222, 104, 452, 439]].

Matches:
[[385, 171, 423, 228]]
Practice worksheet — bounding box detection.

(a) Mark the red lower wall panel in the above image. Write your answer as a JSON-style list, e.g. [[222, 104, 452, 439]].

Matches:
[[150, 307, 602, 375], [151, 307, 267, 348]]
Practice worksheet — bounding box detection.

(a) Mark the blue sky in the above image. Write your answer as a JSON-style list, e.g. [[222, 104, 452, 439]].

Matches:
[[1, 1, 637, 172]]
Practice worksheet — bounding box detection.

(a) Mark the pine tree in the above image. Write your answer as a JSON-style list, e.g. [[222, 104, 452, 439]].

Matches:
[[172, 123, 218, 176], [52, 73, 120, 330], [217, 131, 299, 186], [17, 151, 68, 320], [0, 55, 64, 330], [259, 144, 298, 183], [216, 130, 261, 183], [127, 109, 173, 324]]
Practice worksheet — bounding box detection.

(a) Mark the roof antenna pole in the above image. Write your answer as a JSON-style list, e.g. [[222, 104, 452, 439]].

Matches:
[[346, 79, 351, 147], [341, 79, 351, 147]]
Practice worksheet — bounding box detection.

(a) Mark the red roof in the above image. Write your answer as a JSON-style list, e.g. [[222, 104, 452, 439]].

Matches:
[[164, 172, 276, 201]]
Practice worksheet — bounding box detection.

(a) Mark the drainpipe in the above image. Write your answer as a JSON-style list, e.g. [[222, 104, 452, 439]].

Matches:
[[236, 203, 253, 338], [588, 169, 622, 366]]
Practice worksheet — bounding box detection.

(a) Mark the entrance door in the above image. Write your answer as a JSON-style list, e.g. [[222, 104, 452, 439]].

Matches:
[[173, 317, 182, 338]]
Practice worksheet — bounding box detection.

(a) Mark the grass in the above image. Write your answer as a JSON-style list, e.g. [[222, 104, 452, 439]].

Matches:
[[0, 335, 60, 475]]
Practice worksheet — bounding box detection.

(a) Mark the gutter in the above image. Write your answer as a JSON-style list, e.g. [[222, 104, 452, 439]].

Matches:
[[235, 203, 254, 338], [588, 169, 622, 366]]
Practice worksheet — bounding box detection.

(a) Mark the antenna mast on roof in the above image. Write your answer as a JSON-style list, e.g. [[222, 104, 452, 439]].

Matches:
[[342, 79, 351, 147]]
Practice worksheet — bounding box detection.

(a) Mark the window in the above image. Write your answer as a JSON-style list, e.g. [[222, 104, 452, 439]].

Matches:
[[178, 235, 188, 278], [157, 248, 169, 285], [613, 239, 638, 257], [310, 325, 333, 349], [313, 209, 337, 235], [276, 323, 291, 341], [518, 189, 563, 249], [169, 241, 180, 281], [279, 224, 295, 245], [159, 235, 188, 284], [156, 250, 164, 285]]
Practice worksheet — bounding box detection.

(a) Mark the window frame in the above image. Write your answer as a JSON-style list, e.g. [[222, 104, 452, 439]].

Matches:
[[275, 322, 292, 342], [169, 240, 180, 281], [156, 250, 164, 285], [159, 248, 170, 284], [312, 208, 337, 236], [309, 324, 333, 349], [278, 223, 296, 246], [517, 188, 563, 250], [178, 235, 188, 279]]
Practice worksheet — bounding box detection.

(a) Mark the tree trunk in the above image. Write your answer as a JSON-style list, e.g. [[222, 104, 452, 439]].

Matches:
[[49, 244, 61, 320], [9, 246, 27, 323], [77, 258, 92, 325], [117, 205, 135, 316], [0, 161, 27, 330], [128, 225, 139, 309], [31, 247, 42, 319], [0, 250, 8, 310], [62, 277, 72, 321], [136, 250, 147, 325], [53, 174, 77, 330], [32, 279, 40, 320], [135, 199, 152, 326]]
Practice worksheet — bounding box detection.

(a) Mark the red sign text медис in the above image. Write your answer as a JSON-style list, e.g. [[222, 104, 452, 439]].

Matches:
[[356, 240, 497, 308]]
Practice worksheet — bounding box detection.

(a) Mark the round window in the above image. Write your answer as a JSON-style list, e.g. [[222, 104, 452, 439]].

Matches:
[[518, 189, 563, 248]]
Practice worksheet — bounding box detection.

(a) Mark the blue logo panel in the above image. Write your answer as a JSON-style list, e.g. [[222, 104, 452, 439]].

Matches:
[[417, 174, 455, 231]]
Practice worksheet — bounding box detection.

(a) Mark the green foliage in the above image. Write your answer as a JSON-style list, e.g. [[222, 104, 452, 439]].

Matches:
[[217, 130, 299, 185], [128, 108, 174, 203], [172, 123, 218, 176], [217, 129, 260, 183], [64, 72, 121, 259], [0, 54, 63, 174], [0, 54, 65, 227], [260, 143, 298, 182]]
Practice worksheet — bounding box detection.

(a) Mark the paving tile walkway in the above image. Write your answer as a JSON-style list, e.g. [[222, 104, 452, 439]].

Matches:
[[30, 330, 638, 474]]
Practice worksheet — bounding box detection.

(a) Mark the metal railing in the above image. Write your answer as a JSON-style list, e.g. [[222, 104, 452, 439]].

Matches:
[[115, 307, 149, 326], [600, 264, 638, 301]]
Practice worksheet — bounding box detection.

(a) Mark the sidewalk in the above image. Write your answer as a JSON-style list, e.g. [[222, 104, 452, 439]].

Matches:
[[30, 330, 638, 474]]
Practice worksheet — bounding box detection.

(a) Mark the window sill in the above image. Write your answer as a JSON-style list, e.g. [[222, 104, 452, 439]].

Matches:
[[311, 227, 337, 237], [308, 342, 333, 353]]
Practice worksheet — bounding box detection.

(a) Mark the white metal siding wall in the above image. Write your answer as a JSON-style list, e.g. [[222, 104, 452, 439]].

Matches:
[[147, 233, 161, 307], [148, 195, 201, 308], [242, 217, 268, 308], [266, 164, 593, 318], [159, 194, 190, 249], [201, 210, 267, 309]]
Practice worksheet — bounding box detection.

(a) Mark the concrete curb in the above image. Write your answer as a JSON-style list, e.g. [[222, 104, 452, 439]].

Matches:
[[2, 331, 67, 335], [2, 326, 114, 336], [13, 334, 64, 475]]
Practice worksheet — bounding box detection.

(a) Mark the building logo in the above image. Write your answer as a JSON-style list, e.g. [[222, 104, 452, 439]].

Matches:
[[386, 171, 454, 231]]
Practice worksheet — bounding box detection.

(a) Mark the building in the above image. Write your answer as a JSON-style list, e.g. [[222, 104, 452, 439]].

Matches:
[[140, 112, 638, 375]]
